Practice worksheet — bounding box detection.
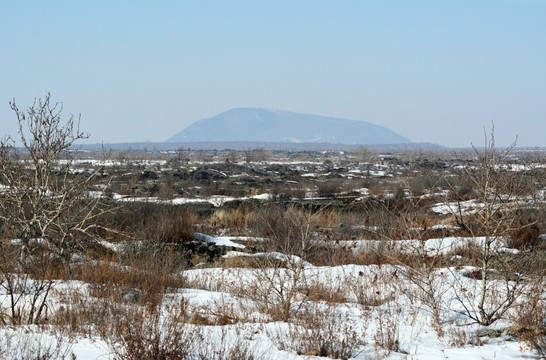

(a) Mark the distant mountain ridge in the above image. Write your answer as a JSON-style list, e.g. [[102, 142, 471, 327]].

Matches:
[[167, 108, 412, 145]]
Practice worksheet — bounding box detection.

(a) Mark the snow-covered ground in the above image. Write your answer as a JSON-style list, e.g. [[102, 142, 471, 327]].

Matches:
[[1, 232, 540, 359], [109, 192, 273, 206], [181, 265, 537, 360]]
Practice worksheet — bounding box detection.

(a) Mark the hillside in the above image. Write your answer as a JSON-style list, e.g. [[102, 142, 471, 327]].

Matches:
[[167, 108, 412, 145]]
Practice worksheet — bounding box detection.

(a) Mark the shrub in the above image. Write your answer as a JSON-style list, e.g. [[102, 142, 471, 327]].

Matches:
[[105, 299, 199, 360], [511, 278, 546, 357], [270, 303, 365, 360]]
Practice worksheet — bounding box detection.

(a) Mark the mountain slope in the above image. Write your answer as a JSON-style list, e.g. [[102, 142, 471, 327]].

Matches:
[[167, 108, 412, 145]]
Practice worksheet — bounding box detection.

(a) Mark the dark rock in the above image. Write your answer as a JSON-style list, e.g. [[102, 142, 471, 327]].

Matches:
[[140, 170, 159, 180], [192, 169, 228, 181]]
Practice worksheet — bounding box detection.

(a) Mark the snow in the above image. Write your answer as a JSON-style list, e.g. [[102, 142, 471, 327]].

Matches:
[[431, 224, 458, 230], [369, 170, 390, 177], [340, 236, 512, 255], [0, 215, 542, 359], [431, 200, 483, 215], [193, 233, 246, 249], [70, 339, 111, 360], [0, 326, 110, 360], [97, 239, 124, 252], [0, 254, 541, 359], [223, 250, 314, 267], [181, 262, 541, 359], [355, 187, 370, 195], [110, 192, 272, 207]]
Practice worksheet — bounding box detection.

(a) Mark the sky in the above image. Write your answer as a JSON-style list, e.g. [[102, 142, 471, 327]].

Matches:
[[1, 1, 545, 148]]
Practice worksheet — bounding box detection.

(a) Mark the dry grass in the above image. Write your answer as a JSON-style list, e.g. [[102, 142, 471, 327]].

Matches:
[[304, 281, 348, 303], [511, 278, 546, 357], [104, 299, 199, 360], [270, 303, 365, 360], [0, 146, 544, 358]]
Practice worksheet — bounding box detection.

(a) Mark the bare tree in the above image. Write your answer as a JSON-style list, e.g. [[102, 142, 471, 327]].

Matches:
[[447, 127, 534, 326], [0, 94, 117, 323], [0, 93, 113, 270], [243, 148, 267, 163]]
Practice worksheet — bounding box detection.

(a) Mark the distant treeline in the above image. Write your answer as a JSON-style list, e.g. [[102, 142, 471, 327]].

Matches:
[[77, 141, 445, 152]]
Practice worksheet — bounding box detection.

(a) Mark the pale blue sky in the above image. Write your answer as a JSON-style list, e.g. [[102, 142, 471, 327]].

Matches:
[[1, 1, 545, 147]]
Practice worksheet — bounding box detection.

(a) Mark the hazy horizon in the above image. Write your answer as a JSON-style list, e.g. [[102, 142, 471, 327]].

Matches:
[[1, 1, 545, 148]]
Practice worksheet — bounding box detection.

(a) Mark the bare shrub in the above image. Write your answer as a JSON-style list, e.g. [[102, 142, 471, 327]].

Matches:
[[49, 285, 114, 337], [447, 327, 471, 347], [236, 254, 309, 321], [0, 325, 75, 360], [305, 281, 348, 303], [48, 246, 188, 339], [373, 303, 405, 356], [104, 299, 199, 360], [241, 204, 332, 320], [209, 208, 251, 236], [247, 204, 341, 262], [0, 241, 56, 325], [190, 305, 234, 326], [80, 247, 186, 308], [317, 179, 342, 197], [142, 205, 196, 244], [270, 303, 365, 360], [389, 221, 450, 335], [157, 179, 176, 200], [196, 327, 260, 360], [344, 267, 394, 307], [506, 208, 544, 250], [104, 298, 260, 360], [48, 258, 178, 339], [511, 277, 546, 357], [103, 202, 196, 243], [352, 241, 404, 266]]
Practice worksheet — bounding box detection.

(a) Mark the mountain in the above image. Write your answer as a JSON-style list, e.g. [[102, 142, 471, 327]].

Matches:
[[166, 108, 412, 145]]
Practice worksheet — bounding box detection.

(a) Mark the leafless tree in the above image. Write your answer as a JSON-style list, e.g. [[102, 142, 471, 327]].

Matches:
[[0, 93, 113, 271], [447, 127, 536, 326], [243, 148, 267, 163], [0, 94, 118, 323]]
